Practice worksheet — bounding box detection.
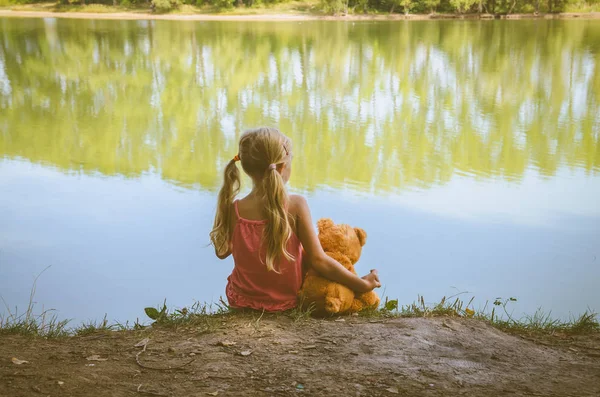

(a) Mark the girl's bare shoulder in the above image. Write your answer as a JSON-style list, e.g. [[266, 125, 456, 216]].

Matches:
[[288, 194, 309, 215]]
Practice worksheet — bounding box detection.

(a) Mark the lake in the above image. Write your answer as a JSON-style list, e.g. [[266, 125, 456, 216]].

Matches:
[[0, 18, 599, 326]]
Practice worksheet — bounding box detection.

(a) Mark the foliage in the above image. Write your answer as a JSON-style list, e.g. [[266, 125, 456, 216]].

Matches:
[[422, 0, 440, 12], [373, 294, 600, 335], [320, 0, 348, 13], [1, 0, 598, 12], [391, 0, 414, 13], [449, 0, 476, 12], [152, 0, 180, 10]]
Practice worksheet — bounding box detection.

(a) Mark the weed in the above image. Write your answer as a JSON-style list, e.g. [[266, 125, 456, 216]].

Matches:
[[374, 294, 599, 335], [285, 298, 315, 322], [0, 266, 70, 338]]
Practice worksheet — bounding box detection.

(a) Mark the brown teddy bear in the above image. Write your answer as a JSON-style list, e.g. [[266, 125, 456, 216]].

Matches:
[[298, 218, 380, 316]]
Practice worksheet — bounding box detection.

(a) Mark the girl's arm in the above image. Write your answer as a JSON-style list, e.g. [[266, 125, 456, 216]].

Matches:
[[292, 195, 380, 293], [214, 204, 235, 259]]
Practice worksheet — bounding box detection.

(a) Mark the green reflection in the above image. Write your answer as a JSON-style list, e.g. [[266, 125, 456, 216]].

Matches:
[[0, 19, 599, 193]]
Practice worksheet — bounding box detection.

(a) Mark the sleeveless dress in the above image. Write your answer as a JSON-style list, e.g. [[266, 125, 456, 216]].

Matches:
[[225, 200, 304, 311]]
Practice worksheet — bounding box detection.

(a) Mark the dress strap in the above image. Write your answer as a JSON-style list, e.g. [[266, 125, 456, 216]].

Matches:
[[233, 200, 241, 220]]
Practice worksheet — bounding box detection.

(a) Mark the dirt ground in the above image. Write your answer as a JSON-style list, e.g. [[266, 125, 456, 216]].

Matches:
[[1, 316, 599, 397]]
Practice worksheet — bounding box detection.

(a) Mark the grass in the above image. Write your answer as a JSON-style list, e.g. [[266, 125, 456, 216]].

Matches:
[[0, 267, 70, 338], [2, 274, 598, 339], [371, 294, 600, 336]]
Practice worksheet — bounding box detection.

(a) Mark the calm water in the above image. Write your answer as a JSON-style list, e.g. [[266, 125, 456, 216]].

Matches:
[[1, 18, 599, 325]]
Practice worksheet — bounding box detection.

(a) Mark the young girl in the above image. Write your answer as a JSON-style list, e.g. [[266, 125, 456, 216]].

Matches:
[[210, 127, 380, 311]]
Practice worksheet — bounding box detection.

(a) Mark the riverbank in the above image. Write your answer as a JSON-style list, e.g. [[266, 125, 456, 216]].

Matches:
[[2, 313, 600, 396], [1, 5, 599, 21]]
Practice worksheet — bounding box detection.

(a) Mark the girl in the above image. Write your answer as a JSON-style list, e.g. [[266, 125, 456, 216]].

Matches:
[[210, 127, 380, 311]]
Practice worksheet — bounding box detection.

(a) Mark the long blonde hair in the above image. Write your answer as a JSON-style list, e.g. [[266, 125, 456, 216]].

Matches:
[[210, 127, 294, 272]]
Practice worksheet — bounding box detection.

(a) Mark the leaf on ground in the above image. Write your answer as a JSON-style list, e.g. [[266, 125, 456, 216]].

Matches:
[[57, 381, 64, 386], [385, 299, 399, 311], [288, 350, 299, 354], [144, 307, 160, 320], [239, 350, 252, 356], [206, 392, 219, 396], [11, 357, 29, 365], [134, 338, 150, 348], [386, 387, 399, 394], [303, 345, 317, 349], [217, 340, 236, 347], [85, 355, 108, 361], [334, 318, 346, 322]]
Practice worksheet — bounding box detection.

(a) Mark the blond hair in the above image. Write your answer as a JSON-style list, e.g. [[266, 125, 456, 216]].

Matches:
[[210, 127, 294, 272]]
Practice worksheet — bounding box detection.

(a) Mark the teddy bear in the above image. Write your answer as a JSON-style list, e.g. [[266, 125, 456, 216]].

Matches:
[[298, 218, 380, 316]]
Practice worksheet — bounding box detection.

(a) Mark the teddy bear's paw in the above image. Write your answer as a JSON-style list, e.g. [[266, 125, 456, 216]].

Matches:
[[325, 297, 343, 314], [349, 299, 363, 313]]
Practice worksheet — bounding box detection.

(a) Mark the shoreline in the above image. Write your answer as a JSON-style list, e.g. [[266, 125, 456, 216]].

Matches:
[[1, 9, 600, 21], [1, 315, 599, 396]]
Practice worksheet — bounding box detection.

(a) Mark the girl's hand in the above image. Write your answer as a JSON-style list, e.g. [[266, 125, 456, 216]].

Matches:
[[361, 269, 381, 292]]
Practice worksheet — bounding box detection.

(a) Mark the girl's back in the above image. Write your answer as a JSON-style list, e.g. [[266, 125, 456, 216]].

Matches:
[[226, 198, 303, 311]]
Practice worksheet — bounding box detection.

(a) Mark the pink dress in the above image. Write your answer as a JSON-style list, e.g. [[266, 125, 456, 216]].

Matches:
[[225, 200, 304, 311]]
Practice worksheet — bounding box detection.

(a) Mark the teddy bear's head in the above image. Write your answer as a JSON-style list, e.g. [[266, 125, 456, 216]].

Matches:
[[317, 218, 367, 265]]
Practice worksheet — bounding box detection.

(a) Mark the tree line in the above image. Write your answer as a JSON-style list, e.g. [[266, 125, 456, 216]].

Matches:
[[4, 0, 599, 13]]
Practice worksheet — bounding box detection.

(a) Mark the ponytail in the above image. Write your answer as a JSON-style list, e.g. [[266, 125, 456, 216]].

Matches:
[[261, 167, 294, 272], [210, 159, 241, 257], [214, 127, 293, 271]]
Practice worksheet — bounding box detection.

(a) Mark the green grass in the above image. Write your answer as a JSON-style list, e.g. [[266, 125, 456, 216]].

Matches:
[[2, 277, 598, 339], [370, 294, 600, 336], [0, 267, 70, 338]]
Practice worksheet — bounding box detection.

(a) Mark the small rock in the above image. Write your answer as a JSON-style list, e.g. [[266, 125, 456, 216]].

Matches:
[[303, 345, 317, 350], [134, 338, 150, 348], [334, 318, 346, 322], [57, 381, 64, 386], [167, 347, 176, 353], [85, 355, 107, 362], [429, 384, 435, 387], [239, 350, 252, 356], [386, 387, 399, 394], [189, 353, 196, 357], [288, 350, 299, 354], [217, 340, 237, 347]]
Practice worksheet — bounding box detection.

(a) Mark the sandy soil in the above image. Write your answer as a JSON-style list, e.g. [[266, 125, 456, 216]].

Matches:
[[1, 316, 599, 396], [0, 9, 599, 21]]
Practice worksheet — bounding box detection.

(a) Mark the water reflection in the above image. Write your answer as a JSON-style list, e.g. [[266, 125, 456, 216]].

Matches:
[[1, 19, 598, 193]]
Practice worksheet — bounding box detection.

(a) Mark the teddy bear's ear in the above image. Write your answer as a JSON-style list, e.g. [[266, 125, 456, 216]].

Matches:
[[354, 227, 367, 246], [317, 218, 335, 232]]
